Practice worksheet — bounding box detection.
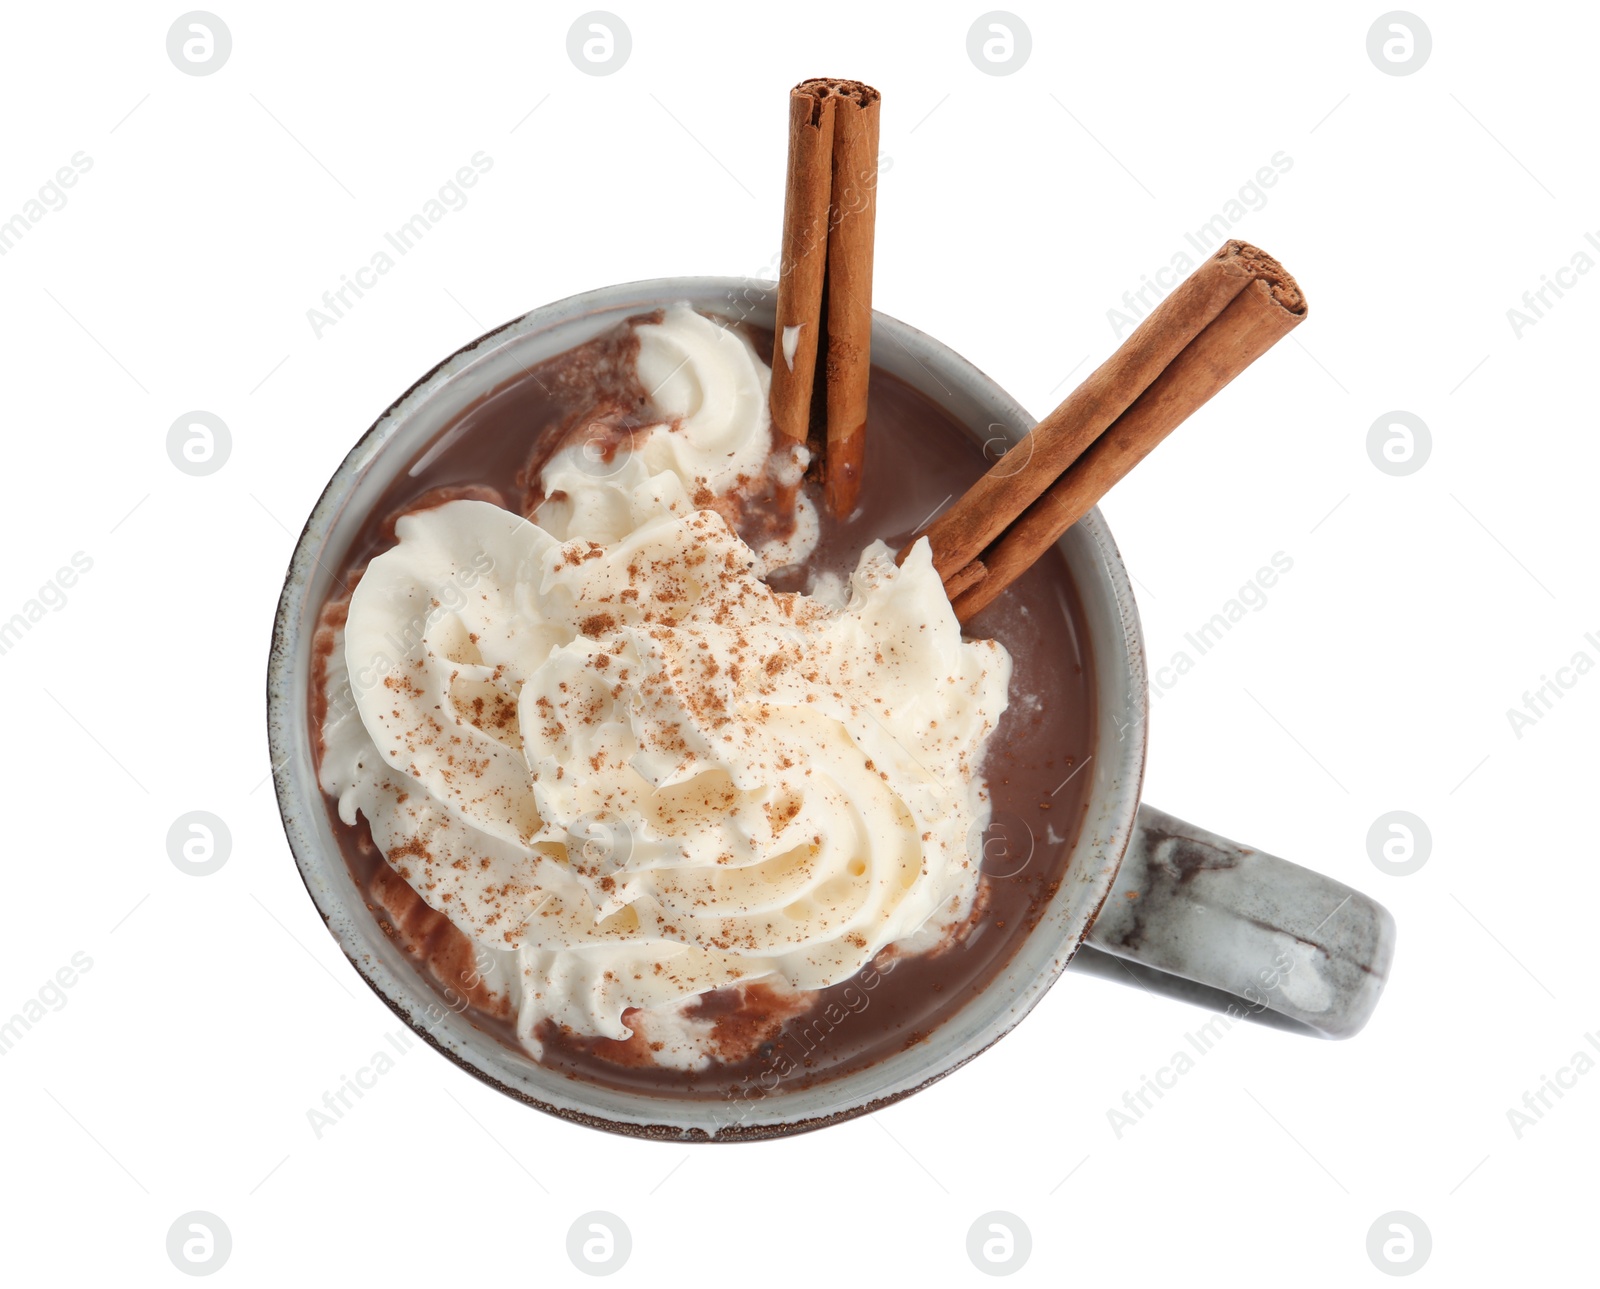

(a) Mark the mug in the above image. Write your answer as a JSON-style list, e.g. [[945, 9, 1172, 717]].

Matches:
[[268, 277, 1396, 1141]]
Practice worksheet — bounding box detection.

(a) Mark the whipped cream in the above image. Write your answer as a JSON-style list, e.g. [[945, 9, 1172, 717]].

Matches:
[[320, 306, 1012, 1065], [536, 305, 818, 573]]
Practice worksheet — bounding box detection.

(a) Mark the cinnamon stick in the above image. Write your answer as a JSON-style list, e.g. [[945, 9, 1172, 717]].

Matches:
[[769, 83, 837, 447], [941, 559, 988, 602], [908, 241, 1305, 582], [821, 81, 880, 517], [949, 274, 1303, 621]]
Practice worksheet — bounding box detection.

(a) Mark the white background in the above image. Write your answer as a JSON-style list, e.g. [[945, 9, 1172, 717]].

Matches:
[[1, 0, 1594, 1283]]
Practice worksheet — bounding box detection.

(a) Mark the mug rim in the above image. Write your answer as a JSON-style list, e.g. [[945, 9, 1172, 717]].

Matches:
[[267, 276, 1149, 1141]]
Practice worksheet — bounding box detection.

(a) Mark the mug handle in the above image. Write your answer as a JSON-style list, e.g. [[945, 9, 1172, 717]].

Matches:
[[1085, 804, 1397, 1038]]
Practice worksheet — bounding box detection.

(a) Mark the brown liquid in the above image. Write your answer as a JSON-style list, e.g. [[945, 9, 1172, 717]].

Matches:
[[311, 317, 1096, 1112]]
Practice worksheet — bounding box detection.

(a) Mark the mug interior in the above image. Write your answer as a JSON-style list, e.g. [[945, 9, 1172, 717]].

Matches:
[[267, 278, 1148, 1140]]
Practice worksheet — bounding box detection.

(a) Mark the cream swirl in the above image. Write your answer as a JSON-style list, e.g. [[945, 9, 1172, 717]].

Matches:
[[535, 304, 817, 572], [321, 499, 1009, 1059]]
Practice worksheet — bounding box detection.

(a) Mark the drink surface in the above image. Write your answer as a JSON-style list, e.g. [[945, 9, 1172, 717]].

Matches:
[[310, 313, 1097, 1101]]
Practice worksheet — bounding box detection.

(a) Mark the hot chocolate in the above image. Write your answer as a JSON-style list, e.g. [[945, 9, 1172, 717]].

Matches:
[[310, 304, 1096, 1109]]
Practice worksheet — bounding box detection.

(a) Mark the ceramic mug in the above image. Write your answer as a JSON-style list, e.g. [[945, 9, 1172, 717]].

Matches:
[[268, 277, 1396, 1141]]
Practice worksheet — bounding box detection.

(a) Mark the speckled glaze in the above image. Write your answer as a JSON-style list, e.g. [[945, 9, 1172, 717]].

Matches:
[[1090, 806, 1394, 1038], [268, 277, 1393, 1141]]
